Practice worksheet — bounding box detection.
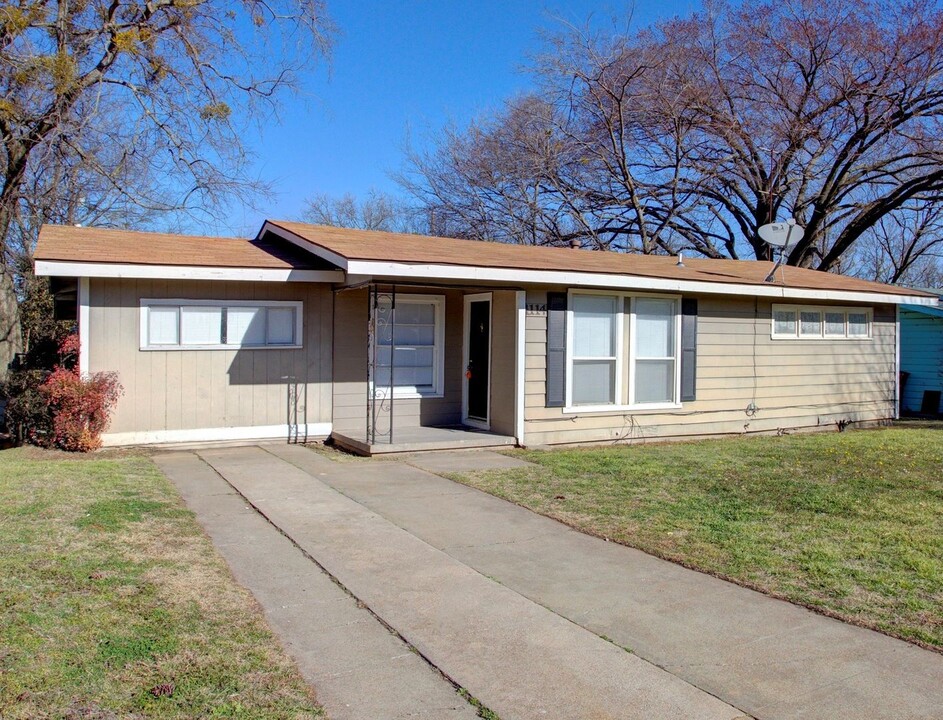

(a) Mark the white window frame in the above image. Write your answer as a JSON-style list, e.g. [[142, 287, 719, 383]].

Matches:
[[139, 299, 303, 350], [564, 289, 682, 414], [771, 304, 873, 340], [372, 293, 446, 399]]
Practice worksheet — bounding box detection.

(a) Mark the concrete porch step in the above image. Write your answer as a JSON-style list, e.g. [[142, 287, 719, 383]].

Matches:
[[331, 425, 516, 456]]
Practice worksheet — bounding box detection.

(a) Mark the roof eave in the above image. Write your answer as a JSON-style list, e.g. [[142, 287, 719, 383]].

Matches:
[[345, 260, 938, 305], [34, 259, 344, 283]]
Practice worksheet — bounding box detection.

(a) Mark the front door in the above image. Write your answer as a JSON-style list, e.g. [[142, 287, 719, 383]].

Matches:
[[463, 294, 491, 429]]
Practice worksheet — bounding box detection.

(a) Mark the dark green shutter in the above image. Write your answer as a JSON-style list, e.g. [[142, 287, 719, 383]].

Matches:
[[680, 298, 698, 402], [546, 292, 567, 407]]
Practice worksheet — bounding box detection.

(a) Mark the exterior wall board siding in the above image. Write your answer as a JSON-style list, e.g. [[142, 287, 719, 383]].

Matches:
[[89, 278, 333, 440], [523, 290, 896, 446], [899, 309, 943, 414]]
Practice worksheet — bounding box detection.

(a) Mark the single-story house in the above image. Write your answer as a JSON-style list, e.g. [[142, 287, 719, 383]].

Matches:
[[33, 221, 938, 453], [899, 293, 943, 416]]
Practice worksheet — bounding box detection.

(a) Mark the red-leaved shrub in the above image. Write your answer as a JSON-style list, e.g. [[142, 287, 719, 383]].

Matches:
[[38, 337, 123, 452]]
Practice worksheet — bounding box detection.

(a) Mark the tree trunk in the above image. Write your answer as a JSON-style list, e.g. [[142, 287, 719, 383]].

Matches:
[[0, 268, 22, 382]]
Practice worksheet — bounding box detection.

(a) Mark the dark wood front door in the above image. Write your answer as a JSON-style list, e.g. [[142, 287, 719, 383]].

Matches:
[[466, 299, 490, 422]]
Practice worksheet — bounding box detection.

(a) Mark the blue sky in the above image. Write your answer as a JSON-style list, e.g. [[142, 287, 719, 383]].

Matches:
[[232, 0, 699, 234]]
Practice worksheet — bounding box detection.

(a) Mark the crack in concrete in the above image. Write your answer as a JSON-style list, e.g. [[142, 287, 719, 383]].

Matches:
[[206, 447, 502, 720], [441, 532, 560, 551]]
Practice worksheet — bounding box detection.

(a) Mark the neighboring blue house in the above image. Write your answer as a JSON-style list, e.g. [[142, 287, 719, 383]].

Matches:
[[900, 291, 943, 415]]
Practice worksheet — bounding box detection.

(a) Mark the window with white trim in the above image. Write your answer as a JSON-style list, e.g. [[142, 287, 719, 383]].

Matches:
[[571, 294, 618, 404], [567, 291, 681, 410], [140, 300, 302, 350], [771, 304, 872, 340], [633, 298, 677, 404], [374, 294, 445, 398]]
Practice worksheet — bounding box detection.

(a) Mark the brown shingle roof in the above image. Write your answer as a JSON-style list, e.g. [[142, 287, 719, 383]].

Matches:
[[35, 224, 325, 269], [266, 220, 933, 298], [34, 221, 937, 300]]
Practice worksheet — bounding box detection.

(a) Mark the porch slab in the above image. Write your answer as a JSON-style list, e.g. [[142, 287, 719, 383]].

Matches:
[[331, 426, 516, 456]]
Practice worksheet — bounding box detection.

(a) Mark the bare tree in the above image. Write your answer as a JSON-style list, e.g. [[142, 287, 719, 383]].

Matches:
[[849, 200, 943, 285], [0, 0, 335, 374], [402, 0, 943, 274], [301, 189, 425, 233]]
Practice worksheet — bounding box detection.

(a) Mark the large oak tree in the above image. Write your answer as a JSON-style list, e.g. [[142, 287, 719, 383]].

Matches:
[[401, 0, 943, 281], [0, 0, 333, 373]]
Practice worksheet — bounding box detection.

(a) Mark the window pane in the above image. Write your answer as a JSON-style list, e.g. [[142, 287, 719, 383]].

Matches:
[[394, 302, 435, 325], [573, 295, 616, 358], [848, 312, 869, 337], [773, 310, 797, 335], [572, 359, 615, 405], [180, 306, 222, 345], [635, 298, 675, 357], [148, 306, 178, 345], [800, 310, 822, 336], [266, 307, 296, 345], [824, 311, 846, 337], [375, 300, 438, 391], [391, 346, 434, 368], [393, 324, 435, 346], [227, 307, 265, 346], [635, 359, 674, 403]]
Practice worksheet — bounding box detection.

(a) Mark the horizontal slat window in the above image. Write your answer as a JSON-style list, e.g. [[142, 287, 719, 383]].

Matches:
[[373, 294, 445, 398], [772, 304, 872, 340], [140, 300, 302, 350]]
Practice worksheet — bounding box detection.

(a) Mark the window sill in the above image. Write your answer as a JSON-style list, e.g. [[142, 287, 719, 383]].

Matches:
[[372, 390, 444, 400], [769, 336, 872, 341], [562, 402, 683, 415]]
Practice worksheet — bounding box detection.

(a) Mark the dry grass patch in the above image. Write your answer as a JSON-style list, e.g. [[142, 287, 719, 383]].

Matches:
[[0, 447, 323, 719]]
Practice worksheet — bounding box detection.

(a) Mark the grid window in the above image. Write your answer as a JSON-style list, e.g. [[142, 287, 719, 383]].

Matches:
[[141, 301, 301, 349], [374, 296, 444, 397], [772, 305, 871, 340]]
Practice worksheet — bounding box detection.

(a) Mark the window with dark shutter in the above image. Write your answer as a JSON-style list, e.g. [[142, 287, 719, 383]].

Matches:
[[680, 298, 698, 402], [546, 292, 567, 407]]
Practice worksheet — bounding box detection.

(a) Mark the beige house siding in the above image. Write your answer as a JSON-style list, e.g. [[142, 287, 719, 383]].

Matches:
[[523, 290, 896, 446], [88, 278, 333, 441]]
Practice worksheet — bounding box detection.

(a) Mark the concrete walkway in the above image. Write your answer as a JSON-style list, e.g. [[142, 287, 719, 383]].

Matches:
[[155, 452, 480, 720], [158, 444, 943, 720]]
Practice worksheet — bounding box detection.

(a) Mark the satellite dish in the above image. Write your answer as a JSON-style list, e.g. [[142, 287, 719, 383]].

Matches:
[[758, 218, 804, 248]]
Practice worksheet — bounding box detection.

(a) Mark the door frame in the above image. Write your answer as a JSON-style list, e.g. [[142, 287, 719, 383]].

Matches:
[[462, 292, 493, 430]]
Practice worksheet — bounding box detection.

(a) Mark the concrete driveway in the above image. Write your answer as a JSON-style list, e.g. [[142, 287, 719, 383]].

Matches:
[[156, 444, 943, 720]]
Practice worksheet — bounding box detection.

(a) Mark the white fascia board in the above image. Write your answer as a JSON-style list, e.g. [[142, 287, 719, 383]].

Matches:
[[346, 260, 939, 306], [35, 260, 343, 283], [258, 221, 350, 270]]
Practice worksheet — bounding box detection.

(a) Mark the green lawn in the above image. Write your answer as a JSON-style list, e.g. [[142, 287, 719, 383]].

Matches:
[[452, 427, 943, 650], [0, 447, 324, 719]]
